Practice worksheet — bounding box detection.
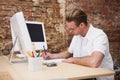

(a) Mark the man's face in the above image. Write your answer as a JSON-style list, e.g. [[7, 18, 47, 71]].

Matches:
[[65, 21, 80, 35]]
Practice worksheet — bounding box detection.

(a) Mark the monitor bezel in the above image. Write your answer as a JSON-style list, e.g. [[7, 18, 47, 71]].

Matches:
[[25, 21, 48, 50]]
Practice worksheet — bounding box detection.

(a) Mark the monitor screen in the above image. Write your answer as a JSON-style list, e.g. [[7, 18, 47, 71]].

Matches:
[[26, 21, 47, 50], [26, 23, 44, 42]]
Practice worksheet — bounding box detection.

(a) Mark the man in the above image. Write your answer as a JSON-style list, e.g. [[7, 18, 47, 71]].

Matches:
[[45, 8, 114, 80]]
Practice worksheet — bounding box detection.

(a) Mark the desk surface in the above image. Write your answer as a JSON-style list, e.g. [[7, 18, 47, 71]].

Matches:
[[0, 56, 115, 80]]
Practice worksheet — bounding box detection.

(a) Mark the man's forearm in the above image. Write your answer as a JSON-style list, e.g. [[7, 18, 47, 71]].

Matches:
[[53, 51, 72, 59]]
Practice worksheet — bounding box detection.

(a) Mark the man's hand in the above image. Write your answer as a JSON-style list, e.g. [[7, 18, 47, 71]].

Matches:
[[42, 52, 52, 60]]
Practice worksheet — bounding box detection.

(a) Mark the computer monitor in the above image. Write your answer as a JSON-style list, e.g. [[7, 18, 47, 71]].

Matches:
[[10, 12, 33, 56], [26, 21, 48, 50], [10, 12, 48, 56]]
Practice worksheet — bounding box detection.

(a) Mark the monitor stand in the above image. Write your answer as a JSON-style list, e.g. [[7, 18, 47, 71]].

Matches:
[[8, 36, 27, 63]]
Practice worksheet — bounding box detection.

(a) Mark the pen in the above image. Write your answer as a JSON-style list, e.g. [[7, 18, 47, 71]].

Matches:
[[37, 53, 39, 57], [32, 43, 37, 57], [43, 45, 51, 60], [37, 49, 41, 57], [43, 45, 47, 55], [27, 51, 32, 57], [32, 51, 35, 57], [39, 49, 42, 57]]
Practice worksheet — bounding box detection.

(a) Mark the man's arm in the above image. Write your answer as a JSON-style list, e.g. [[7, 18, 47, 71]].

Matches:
[[44, 51, 72, 59], [63, 51, 104, 68]]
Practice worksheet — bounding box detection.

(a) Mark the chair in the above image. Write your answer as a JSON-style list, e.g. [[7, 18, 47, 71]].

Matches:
[[113, 58, 120, 80]]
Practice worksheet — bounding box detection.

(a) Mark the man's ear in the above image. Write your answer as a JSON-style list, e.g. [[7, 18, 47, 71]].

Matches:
[[79, 22, 85, 28]]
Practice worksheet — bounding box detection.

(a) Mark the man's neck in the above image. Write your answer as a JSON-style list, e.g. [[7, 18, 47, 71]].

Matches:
[[81, 24, 90, 37]]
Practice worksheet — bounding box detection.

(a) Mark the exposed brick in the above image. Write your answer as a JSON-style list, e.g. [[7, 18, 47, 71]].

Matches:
[[0, 1, 120, 78], [0, 0, 67, 55]]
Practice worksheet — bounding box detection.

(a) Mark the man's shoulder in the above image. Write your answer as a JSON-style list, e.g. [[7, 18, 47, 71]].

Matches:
[[91, 25, 106, 35], [89, 24, 107, 39]]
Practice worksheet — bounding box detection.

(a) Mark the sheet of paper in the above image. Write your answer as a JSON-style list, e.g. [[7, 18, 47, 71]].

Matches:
[[43, 58, 65, 64]]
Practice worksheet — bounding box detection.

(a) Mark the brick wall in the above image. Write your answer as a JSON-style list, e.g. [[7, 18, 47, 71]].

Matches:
[[0, 0, 120, 79], [0, 0, 68, 55], [0, 0, 120, 68]]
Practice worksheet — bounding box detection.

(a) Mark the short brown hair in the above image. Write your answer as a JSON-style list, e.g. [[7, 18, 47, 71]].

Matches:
[[66, 8, 88, 26]]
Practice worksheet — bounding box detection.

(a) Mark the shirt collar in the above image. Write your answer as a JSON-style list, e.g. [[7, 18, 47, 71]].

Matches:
[[84, 24, 94, 40]]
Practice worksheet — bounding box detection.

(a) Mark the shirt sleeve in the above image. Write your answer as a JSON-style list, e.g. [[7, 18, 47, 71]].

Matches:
[[92, 32, 109, 55], [68, 36, 77, 54]]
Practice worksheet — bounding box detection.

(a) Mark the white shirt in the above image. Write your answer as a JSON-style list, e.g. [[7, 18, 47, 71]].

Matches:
[[68, 24, 114, 80]]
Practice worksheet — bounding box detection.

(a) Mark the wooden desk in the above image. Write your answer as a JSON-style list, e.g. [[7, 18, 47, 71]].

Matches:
[[0, 56, 115, 80]]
